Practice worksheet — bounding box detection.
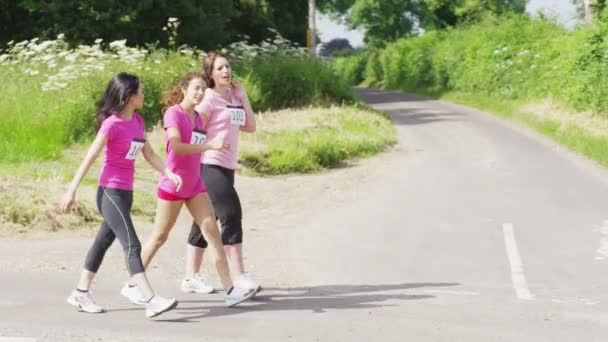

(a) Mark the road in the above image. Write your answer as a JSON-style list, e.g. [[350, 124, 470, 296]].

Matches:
[[1, 87, 607, 341]]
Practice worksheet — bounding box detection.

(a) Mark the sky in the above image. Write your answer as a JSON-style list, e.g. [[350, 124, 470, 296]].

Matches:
[[316, 0, 579, 48]]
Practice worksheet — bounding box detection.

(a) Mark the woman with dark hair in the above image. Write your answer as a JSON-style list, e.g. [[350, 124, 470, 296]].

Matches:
[[179, 52, 261, 295], [60, 72, 180, 318]]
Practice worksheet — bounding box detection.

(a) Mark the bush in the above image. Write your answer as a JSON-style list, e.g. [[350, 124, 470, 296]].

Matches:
[[236, 55, 354, 110], [331, 51, 368, 85], [0, 35, 354, 163], [331, 13, 608, 115]]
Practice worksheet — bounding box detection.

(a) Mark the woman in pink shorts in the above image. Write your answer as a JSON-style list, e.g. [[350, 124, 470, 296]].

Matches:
[[122, 72, 256, 307]]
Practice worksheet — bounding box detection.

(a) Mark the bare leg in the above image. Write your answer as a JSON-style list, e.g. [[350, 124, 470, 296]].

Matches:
[[185, 193, 233, 290]]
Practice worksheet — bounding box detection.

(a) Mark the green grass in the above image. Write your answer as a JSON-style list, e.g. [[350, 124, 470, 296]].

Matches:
[[436, 91, 608, 168], [0, 41, 352, 165], [240, 106, 396, 175], [0, 105, 397, 234]]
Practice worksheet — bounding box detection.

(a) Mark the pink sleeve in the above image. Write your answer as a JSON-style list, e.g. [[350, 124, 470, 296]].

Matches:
[[195, 96, 214, 116], [163, 107, 180, 130], [135, 113, 146, 137], [196, 97, 214, 128], [98, 116, 115, 140]]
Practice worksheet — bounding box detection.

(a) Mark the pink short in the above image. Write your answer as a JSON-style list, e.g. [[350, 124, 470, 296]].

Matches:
[[157, 188, 205, 201]]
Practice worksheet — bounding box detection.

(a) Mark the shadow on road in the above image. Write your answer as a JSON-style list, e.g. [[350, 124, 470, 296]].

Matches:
[[353, 88, 434, 104], [352, 87, 464, 127], [155, 282, 460, 323]]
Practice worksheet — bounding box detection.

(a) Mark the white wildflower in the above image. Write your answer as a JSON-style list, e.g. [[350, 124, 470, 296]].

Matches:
[[109, 39, 127, 49]]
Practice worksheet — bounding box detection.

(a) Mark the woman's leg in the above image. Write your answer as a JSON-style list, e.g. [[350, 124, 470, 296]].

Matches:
[[185, 193, 256, 307], [99, 189, 177, 317], [141, 198, 183, 270], [185, 193, 232, 290]]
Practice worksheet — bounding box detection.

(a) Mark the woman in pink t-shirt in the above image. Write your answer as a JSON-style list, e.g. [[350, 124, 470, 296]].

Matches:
[[122, 72, 256, 307], [181, 52, 262, 295], [59, 73, 180, 318]]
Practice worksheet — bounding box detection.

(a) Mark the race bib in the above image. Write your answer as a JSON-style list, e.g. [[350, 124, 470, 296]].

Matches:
[[190, 129, 207, 145], [125, 138, 145, 160], [228, 106, 246, 126]]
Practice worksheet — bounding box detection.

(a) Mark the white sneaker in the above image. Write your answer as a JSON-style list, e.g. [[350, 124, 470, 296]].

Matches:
[[224, 286, 256, 307], [235, 273, 262, 294], [180, 273, 215, 294], [145, 296, 178, 318], [67, 290, 104, 313], [120, 283, 147, 305]]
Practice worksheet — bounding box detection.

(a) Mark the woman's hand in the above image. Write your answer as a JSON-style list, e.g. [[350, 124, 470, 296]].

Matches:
[[208, 137, 231, 152], [59, 190, 76, 213], [231, 81, 248, 103], [165, 169, 183, 192]]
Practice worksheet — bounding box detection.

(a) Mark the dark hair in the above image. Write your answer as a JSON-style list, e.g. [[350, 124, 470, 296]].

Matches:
[[202, 51, 228, 89], [97, 72, 140, 131], [162, 72, 205, 110]]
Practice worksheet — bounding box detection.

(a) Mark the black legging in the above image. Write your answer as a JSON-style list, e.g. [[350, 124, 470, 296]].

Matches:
[[84, 186, 145, 275], [188, 164, 243, 248]]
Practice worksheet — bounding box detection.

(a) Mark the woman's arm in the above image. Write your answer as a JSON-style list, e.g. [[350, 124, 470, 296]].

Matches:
[[142, 140, 182, 191], [59, 133, 107, 213], [166, 127, 229, 155], [141, 140, 166, 173]]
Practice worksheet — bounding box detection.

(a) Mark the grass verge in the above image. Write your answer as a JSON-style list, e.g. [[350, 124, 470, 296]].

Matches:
[[0, 105, 397, 236], [435, 91, 608, 168]]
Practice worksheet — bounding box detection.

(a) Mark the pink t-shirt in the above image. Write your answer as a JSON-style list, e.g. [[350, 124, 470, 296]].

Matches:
[[158, 104, 205, 198], [98, 113, 146, 191], [195, 88, 245, 170]]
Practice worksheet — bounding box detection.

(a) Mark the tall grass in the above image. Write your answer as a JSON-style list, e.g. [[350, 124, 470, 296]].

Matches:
[[0, 34, 352, 164]]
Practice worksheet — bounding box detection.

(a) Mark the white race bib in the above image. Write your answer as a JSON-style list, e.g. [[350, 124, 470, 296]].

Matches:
[[228, 106, 246, 126], [190, 129, 207, 145], [125, 138, 145, 160]]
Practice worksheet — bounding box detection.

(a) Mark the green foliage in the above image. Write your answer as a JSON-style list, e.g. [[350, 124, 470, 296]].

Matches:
[[422, 0, 526, 28], [318, 0, 526, 45], [0, 36, 352, 163], [571, 0, 608, 19], [333, 13, 608, 114], [348, 0, 422, 47], [0, 0, 310, 49], [237, 55, 354, 110], [330, 51, 367, 85], [240, 107, 396, 174]]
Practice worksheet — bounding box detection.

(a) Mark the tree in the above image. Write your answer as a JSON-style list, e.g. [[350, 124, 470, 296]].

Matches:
[[319, 38, 353, 56], [318, 0, 420, 46], [0, 0, 236, 49], [572, 0, 608, 22], [318, 0, 527, 46], [421, 0, 526, 28], [0, 0, 311, 50]]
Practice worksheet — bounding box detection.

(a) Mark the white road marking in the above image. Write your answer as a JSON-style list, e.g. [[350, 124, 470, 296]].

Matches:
[[502, 223, 534, 300], [593, 220, 608, 260], [0, 338, 37, 342]]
